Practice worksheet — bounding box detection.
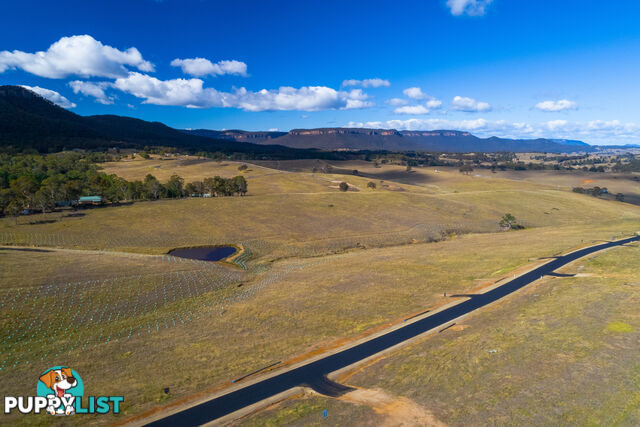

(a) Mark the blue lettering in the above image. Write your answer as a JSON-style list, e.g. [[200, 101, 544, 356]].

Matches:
[[110, 396, 124, 414], [75, 396, 88, 414], [96, 396, 110, 414]]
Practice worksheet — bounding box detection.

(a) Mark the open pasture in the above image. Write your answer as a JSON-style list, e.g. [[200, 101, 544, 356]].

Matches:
[[1, 162, 639, 424], [255, 159, 640, 202], [99, 157, 406, 196], [243, 239, 640, 426], [2, 219, 640, 425], [1, 159, 637, 257]]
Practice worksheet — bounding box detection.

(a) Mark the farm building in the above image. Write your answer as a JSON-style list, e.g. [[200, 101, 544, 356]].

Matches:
[[78, 196, 104, 206]]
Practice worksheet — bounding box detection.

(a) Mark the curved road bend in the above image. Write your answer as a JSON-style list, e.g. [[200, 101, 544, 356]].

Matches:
[[146, 235, 639, 426]]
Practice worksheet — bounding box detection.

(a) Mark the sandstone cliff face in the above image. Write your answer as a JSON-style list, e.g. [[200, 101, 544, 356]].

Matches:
[[401, 130, 472, 138], [183, 126, 591, 153], [221, 131, 286, 140], [289, 128, 402, 137]]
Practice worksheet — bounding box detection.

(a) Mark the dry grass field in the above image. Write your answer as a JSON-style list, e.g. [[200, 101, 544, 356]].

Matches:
[[247, 242, 640, 426], [0, 158, 638, 425]]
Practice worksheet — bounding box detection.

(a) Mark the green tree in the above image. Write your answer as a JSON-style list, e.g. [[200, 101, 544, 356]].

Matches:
[[223, 179, 236, 196], [165, 174, 185, 198], [6, 200, 22, 224], [40, 175, 65, 202], [34, 189, 54, 216], [213, 176, 226, 196], [339, 182, 349, 192], [202, 177, 215, 196], [499, 213, 521, 230], [10, 175, 38, 208], [233, 176, 248, 196], [112, 176, 130, 202], [367, 181, 376, 189], [184, 182, 194, 196], [144, 174, 163, 200]]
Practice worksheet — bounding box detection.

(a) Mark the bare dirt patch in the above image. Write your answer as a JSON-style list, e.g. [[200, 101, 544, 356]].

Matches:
[[339, 387, 446, 426]]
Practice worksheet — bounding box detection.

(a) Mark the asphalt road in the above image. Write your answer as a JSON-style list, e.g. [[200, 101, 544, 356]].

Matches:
[[146, 235, 639, 426]]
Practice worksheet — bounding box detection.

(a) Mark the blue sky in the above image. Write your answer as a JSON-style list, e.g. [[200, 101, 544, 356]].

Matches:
[[2, 0, 640, 144]]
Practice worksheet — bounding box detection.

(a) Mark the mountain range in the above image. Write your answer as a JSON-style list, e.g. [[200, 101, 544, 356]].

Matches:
[[186, 128, 593, 153], [1, 85, 595, 154], [0, 85, 318, 158]]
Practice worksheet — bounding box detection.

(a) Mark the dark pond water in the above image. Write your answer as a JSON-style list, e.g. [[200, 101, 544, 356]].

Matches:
[[168, 246, 236, 261]]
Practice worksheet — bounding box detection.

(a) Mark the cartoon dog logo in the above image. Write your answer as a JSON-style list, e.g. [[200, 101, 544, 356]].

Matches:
[[38, 367, 79, 415]]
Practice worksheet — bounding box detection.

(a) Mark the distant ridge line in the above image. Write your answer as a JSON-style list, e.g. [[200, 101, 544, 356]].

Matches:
[[185, 127, 594, 153]]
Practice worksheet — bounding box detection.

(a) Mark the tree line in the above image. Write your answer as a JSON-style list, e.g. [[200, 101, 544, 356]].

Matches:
[[0, 152, 247, 217]]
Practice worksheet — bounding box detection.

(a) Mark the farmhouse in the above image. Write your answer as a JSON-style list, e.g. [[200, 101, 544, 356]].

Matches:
[[78, 196, 104, 206]]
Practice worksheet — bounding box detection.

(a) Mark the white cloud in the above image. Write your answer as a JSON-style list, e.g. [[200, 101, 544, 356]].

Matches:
[[403, 87, 427, 99], [170, 57, 247, 77], [387, 98, 409, 106], [342, 78, 390, 88], [20, 85, 76, 109], [0, 35, 154, 79], [113, 73, 219, 108], [451, 95, 491, 112], [68, 80, 114, 104], [394, 105, 430, 115], [346, 118, 640, 144], [233, 86, 372, 112], [390, 89, 442, 114], [112, 72, 373, 111], [348, 118, 493, 132], [394, 99, 442, 115], [447, 0, 493, 16], [535, 99, 578, 112]]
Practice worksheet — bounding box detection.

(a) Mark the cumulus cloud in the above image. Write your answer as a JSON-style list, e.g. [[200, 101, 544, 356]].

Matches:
[[390, 88, 443, 114], [447, 0, 493, 16], [0, 35, 154, 79], [394, 99, 443, 115], [394, 105, 430, 115], [342, 78, 390, 88], [387, 98, 409, 106], [426, 99, 443, 109], [112, 72, 373, 111], [403, 87, 427, 100], [68, 80, 114, 104], [229, 86, 373, 112], [451, 95, 491, 112], [535, 99, 578, 112], [348, 118, 494, 132], [170, 57, 247, 77], [20, 85, 76, 108], [113, 73, 220, 108], [346, 118, 640, 144]]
